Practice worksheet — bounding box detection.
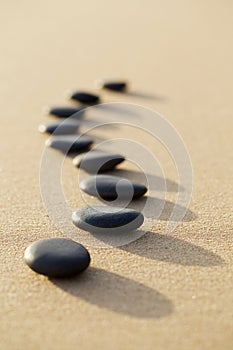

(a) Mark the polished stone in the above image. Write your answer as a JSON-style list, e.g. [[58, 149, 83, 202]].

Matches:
[[80, 175, 147, 200], [38, 120, 80, 135], [49, 106, 85, 118], [102, 81, 127, 92], [73, 151, 125, 173], [70, 91, 99, 104], [46, 135, 93, 153], [72, 206, 144, 233], [24, 238, 91, 277]]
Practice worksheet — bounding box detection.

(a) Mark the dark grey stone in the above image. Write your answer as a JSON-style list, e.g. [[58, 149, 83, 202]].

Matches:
[[70, 91, 99, 104], [72, 206, 144, 233], [24, 238, 90, 277], [73, 151, 125, 173], [102, 81, 127, 92], [80, 175, 147, 200], [46, 135, 93, 153], [49, 107, 85, 118], [38, 120, 80, 135]]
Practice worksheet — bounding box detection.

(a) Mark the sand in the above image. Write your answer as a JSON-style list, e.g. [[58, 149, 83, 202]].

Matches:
[[0, 1, 233, 349]]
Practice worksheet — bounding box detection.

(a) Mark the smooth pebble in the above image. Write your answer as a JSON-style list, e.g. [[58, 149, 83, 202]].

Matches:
[[101, 81, 127, 92], [80, 175, 147, 200], [49, 106, 85, 118], [38, 120, 80, 135], [73, 151, 125, 173], [70, 91, 99, 104], [46, 135, 93, 153], [72, 206, 144, 233], [24, 238, 90, 277]]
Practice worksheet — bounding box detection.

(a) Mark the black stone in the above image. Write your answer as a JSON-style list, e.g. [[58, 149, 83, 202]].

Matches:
[[102, 81, 127, 92], [24, 238, 90, 278], [46, 135, 93, 153], [80, 175, 147, 200], [73, 151, 125, 173], [70, 92, 100, 104], [72, 206, 144, 233], [49, 107, 85, 118], [38, 120, 80, 135]]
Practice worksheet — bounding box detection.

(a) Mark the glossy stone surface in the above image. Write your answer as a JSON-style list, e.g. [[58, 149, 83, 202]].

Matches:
[[72, 206, 144, 233], [70, 91, 100, 104], [102, 81, 127, 92], [49, 107, 85, 118], [46, 135, 93, 153], [80, 175, 147, 200], [38, 120, 80, 135], [73, 151, 125, 173], [24, 238, 91, 277]]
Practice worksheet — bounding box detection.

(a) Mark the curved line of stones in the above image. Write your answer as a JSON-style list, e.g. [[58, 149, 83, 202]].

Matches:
[[25, 81, 159, 277]]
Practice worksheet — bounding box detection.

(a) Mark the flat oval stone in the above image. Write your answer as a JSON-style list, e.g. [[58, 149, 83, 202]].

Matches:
[[46, 135, 93, 153], [24, 238, 90, 277], [38, 120, 80, 135], [72, 206, 144, 233], [49, 107, 85, 118], [102, 81, 127, 92], [73, 151, 125, 173], [80, 175, 147, 200], [70, 91, 100, 104]]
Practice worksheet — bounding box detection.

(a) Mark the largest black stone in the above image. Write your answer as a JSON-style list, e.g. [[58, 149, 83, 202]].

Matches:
[[24, 238, 91, 278], [72, 206, 144, 234]]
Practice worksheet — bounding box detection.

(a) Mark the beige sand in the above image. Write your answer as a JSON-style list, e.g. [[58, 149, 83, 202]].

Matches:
[[0, 1, 232, 349]]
